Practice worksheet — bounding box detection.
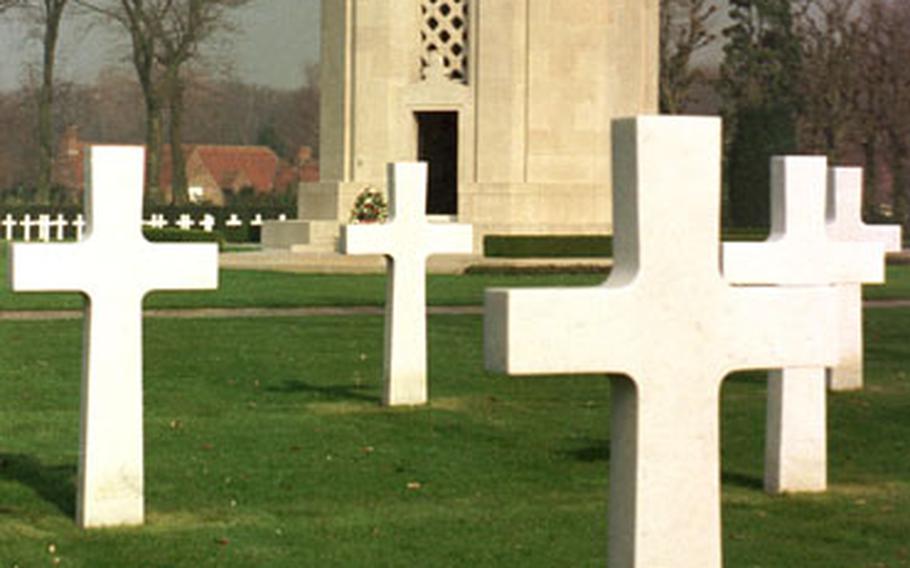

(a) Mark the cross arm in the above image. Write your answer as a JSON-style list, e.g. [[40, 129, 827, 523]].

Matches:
[[485, 286, 637, 376], [143, 243, 219, 291], [722, 240, 886, 285], [340, 223, 397, 256], [425, 223, 473, 257], [10, 243, 90, 292]]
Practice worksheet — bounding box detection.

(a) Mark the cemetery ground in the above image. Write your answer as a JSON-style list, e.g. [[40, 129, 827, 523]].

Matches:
[[0, 247, 908, 565]]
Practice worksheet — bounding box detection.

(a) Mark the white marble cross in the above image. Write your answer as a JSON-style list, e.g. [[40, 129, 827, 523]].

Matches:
[[10, 146, 218, 529], [484, 117, 836, 568], [73, 214, 86, 241], [145, 214, 168, 230], [225, 213, 243, 228], [342, 163, 473, 406], [21, 214, 38, 242], [826, 167, 902, 391], [2, 214, 16, 240], [38, 214, 51, 242], [200, 213, 216, 233], [51, 213, 68, 241], [251, 213, 264, 227], [723, 157, 886, 494], [176, 214, 195, 231]]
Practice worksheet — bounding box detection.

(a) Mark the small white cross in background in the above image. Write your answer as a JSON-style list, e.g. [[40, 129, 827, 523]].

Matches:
[[145, 214, 168, 230], [51, 213, 68, 241], [2, 214, 16, 241], [826, 167, 902, 391], [73, 214, 86, 241], [251, 213, 263, 227], [484, 117, 836, 568], [37, 214, 51, 242], [9, 146, 218, 529], [21, 214, 37, 242], [342, 163, 473, 406], [723, 157, 886, 494], [278, 213, 287, 222], [176, 214, 195, 231], [225, 213, 243, 228], [200, 213, 216, 233]]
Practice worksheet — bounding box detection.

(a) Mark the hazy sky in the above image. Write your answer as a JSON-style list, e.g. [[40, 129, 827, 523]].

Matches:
[[0, 0, 321, 92]]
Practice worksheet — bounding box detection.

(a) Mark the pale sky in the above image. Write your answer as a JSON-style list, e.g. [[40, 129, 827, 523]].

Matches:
[[0, 0, 321, 92]]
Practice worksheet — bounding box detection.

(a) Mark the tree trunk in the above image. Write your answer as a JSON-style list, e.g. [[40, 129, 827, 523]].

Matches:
[[167, 72, 188, 205], [144, 97, 164, 204], [37, 0, 66, 205]]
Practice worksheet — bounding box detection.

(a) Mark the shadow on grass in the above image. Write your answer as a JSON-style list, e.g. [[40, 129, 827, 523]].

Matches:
[[722, 470, 764, 491], [0, 453, 76, 517], [267, 379, 380, 404], [564, 439, 611, 462]]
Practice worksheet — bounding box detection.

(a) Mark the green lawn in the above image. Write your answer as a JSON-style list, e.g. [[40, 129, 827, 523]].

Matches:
[[0, 239, 908, 311], [0, 307, 908, 566]]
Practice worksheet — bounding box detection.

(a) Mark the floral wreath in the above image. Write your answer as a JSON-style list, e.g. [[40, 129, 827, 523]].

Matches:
[[349, 186, 388, 223]]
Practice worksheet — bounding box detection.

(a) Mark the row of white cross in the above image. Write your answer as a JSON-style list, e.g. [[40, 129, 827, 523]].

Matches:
[[0, 212, 287, 241], [7, 121, 901, 568]]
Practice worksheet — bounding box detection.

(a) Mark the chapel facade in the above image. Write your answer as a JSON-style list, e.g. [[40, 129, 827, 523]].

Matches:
[[264, 0, 659, 251]]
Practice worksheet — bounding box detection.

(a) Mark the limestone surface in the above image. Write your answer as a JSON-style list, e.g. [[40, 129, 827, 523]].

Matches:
[[484, 116, 836, 568], [342, 162, 472, 406], [10, 146, 218, 528]]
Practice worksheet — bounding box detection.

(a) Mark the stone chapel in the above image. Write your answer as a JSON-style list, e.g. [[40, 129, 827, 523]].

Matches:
[[263, 0, 659, 252]]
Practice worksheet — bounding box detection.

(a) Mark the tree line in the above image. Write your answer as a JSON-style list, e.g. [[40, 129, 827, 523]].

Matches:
[[662, 0, 910, 230], [0, 0, 318, 206]]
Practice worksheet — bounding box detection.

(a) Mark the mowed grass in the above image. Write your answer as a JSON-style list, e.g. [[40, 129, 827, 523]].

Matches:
[[0, 308, 908, 566], [0, 243, 606, 310], [0, 240, 908, 311]]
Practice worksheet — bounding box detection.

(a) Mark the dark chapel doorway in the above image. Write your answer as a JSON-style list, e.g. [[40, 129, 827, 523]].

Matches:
[[416, 111, 458, 215]]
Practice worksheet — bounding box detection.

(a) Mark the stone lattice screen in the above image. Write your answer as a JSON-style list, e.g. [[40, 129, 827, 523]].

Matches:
[[420, 0, 468, 83]]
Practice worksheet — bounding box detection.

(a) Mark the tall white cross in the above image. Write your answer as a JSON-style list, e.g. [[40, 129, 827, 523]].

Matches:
[[10, 146, 218, 529], [723, 157, 885, 494], [826, 167, 902, 391], [2, 214, 16, 240], [484, 117, 836, 568], [342, 163, 473, 406]]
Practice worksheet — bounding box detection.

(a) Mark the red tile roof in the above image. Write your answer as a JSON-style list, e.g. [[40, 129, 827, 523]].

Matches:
[[191, 145, 280, 194]]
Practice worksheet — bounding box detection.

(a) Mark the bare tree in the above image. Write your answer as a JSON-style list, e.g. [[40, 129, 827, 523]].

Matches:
[[659, 0, 717, 114], [155, 1, 250, 204], [81, 0, 248, 204], [793, 0, 863, 160], [0, 0, 25, 12], [852, 0, 910, 225], [5, 0, 73, 203]]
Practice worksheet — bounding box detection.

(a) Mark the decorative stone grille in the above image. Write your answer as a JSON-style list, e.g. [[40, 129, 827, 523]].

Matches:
[[420, 0, 468, 83]]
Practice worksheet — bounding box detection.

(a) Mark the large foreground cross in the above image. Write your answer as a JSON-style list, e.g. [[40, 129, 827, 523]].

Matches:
[[723, 157, 885, 493], [341, 163, 472, 406], [484, 116, 836, 567], [10, 146, 218, 528], [826, 168, 902, 391]]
